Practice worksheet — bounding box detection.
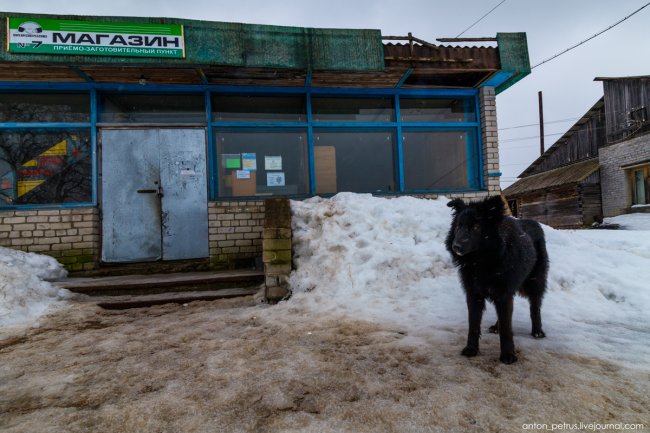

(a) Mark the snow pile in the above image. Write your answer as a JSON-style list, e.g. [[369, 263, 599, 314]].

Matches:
[[605, 212, 650, 230], [0, 246, 72, 328], [289, 193, 650, 367]]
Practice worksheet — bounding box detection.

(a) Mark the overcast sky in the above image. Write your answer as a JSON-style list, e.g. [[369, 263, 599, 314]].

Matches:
[[3, 0, 650, 187]]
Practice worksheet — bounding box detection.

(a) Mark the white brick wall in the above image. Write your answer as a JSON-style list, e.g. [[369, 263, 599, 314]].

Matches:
[[599, 133, 650, 217], [208, 201, 265, 266], [0, 207, 99, 271], [479, 86, 501, 196]]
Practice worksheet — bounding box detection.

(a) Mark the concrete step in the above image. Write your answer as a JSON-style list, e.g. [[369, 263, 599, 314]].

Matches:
[[53, 270, 265, 297], [87, 287, 262, 310]]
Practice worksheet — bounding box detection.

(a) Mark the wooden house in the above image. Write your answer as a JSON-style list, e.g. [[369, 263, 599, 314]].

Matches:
[[505, 75, 650, 226], [503, 98, 606, 227]]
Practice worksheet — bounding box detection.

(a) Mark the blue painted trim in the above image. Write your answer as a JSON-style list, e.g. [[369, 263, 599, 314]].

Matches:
[[0, 203, 95, 211], [0, 84, 488, 207], [480, 71, 514, 88], [0, 122, 91, 129], [90, 88, 98, 206], [475, 95, 485, 190], [395, 68, 413, 88], [205, 90, 216, 200], [211, 121, 307, 128], [306, 91, 316, 195], [0, 81, 478, 97], [394, 94, 404, 192], [487, 172, 502, 177]]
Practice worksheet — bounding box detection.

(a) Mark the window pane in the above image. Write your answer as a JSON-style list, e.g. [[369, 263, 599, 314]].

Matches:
[[100, 94, 205, 123], [403, 131, 469, 190], [312, 97, 395, 122], [216, 129, 308, 197], [400, 98, 475, 122], [0, 93, 90, 123], [0, 130, 92, 205], [314, 130, 396, 194], [212, 95, 306, 122]]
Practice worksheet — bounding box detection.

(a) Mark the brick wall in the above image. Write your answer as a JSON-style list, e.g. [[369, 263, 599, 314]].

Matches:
[[0, 207, 99, 271], [208, 201, 265, 268], [479, 86, 501, 196], [599, 133, 650, 217]]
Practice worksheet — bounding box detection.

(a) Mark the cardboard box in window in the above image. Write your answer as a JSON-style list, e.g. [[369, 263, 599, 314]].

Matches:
[[315, 146, 336, 194], [231, 171, 256, 196]]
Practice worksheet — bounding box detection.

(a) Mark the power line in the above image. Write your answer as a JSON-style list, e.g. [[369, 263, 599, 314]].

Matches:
[[532, 2, 650, 69], [455, 0, 507, 38], [498, 117, 579, 131], [500, 132, 565, 143]]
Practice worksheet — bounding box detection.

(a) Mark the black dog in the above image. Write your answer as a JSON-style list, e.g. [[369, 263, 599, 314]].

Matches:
[[445, 196, 548, 364]]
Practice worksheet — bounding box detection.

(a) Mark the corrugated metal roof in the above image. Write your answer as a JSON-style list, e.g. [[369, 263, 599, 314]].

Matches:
[[503, 158, 599, 198]]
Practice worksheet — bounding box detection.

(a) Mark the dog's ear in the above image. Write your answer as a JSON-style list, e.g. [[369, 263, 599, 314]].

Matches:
[[480, 195, 506, 220], [447, 198, 466, 213]]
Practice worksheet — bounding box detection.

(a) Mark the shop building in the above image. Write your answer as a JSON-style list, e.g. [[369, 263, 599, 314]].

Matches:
[[0, 12, 530, 271]]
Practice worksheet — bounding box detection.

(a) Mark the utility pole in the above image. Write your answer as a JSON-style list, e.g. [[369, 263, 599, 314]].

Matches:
[[538, 91, 544, 155]]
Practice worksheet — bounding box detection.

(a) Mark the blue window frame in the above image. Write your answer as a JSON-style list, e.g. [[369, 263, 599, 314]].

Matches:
[[0, 81, 483, 207], [0, 90, 95, 209]]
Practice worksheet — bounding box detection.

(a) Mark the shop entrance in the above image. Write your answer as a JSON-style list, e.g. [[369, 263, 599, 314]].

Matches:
[[101, 128, 209, 262]]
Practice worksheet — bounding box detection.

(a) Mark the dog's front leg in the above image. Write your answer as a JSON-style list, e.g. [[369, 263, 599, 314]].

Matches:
[[462, 293, 485, 357], [495, 296, 517, 364]]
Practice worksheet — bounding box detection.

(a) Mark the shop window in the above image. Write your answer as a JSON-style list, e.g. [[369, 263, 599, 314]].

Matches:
[[99, 93, 205, 123], [402, 131, 470, 190], [0, 130, 92, 205], [311, 97, 395, 123], [314, 130, 396, 194], [212, 95, 306, 123], [630, 165, 650, 206], [0, 93, 90, 123], [400, 98, 475, 123], [215, 129, 309, 197]]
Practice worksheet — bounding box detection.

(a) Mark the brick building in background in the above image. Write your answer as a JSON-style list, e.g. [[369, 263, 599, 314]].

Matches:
[[0, 12, 530, 271], [505, 76, 650, 227]]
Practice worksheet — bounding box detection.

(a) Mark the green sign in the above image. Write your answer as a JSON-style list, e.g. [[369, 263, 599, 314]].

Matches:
[[7, 17, 185, 58]]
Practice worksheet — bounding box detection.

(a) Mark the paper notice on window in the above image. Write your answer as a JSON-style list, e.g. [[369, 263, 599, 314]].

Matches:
[[267, 172, 285, 187], [242, 153, 257, 171], [265, 156, 282, 170], [236, 170, 251, 179], [223, 154, 241, 169]]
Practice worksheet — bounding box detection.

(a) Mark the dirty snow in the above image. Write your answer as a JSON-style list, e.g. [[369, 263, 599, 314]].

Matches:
[[605, 212, 650, 230], [0, 194, 649, 432], [0, 246, 71, 328], [289, 193, 650, 369]]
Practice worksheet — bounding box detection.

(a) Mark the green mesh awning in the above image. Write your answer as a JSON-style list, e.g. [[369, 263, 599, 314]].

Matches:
[[0, 12, 385, 71]]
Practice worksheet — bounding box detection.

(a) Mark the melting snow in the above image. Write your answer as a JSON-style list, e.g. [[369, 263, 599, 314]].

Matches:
[[0, 246, 71, 327], [289, 193, 650, 369]]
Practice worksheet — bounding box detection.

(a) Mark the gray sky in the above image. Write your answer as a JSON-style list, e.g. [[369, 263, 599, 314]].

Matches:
[[3, 0, 650, 187]]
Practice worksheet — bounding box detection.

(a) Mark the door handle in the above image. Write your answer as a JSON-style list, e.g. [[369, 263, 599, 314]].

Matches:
[[137, 189, 157, 194]]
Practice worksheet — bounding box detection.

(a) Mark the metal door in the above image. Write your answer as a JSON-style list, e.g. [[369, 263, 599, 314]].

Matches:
[[101, 129, 208, 262]]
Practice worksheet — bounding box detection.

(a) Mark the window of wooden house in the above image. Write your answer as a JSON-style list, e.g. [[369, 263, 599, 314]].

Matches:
[[630, 164, 650, 206]]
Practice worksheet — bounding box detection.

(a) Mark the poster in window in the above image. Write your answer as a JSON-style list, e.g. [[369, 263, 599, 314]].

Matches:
[[265, 156, 282, 170], [242, 153, 257, 171], [222, 154, 241, 169], [236, 170, 251, 179], [267, 172, 285, 187]]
